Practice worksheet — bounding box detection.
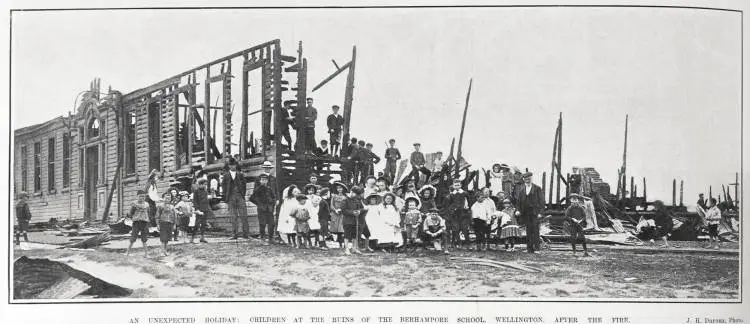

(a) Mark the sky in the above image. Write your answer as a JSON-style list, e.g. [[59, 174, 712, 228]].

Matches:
[[10, 7, 741, 209]]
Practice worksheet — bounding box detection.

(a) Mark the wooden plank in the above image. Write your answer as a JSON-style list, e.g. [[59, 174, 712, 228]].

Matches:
[[455, 78, 472, 176], [311, 61, 352, 92]]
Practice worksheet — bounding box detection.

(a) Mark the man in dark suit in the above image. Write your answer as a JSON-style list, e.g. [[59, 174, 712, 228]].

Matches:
[[514, 172, 545, 253], [222, 158, 249, 239]]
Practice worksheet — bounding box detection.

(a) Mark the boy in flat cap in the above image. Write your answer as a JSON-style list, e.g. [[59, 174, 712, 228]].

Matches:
[[249, 173, 277, 244], [222, 158, 249, 239], [383, 139, 401, 185], [408, 143, 431, 187], [14, 192, 31, 245], [363, 143, 381, 180], [444, 179, 470, 249], [514, 172, 545, 253], [564, 193, 589, 256], [327, 105, 345, 157]]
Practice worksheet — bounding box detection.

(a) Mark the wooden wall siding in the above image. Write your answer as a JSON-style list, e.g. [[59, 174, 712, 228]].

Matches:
[[14, 120, 87, 223]]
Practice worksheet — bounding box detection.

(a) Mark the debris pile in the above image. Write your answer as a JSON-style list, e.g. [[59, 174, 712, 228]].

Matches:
[[13, 256, 132, 299]]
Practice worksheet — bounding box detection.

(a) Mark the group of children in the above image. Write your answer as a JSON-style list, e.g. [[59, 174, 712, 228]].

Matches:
[[124, 177, 213, 256]]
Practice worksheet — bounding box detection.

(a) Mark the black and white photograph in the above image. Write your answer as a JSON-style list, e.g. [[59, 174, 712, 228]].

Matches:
[[2, 1, 745, 310]]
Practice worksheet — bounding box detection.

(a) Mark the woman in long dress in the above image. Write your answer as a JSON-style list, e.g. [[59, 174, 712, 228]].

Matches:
[[277, 185, 301, 245], [328, 182, 349, 248]]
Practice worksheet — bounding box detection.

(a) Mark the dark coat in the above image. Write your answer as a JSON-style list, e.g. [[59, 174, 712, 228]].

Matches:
[[249, 184, 276, 213], [327, 114, 344, 132], [193, 188, 212, 212], [514, 183, 545, 216], [222, 171, 247, 201], [15, 201, 31, 221], [342, 196, 366, 226], [318, 199, 331, 222]]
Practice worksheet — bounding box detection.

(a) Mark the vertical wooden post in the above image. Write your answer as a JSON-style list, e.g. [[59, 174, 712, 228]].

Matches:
[[549, 124, 559, 205], [630, 176, 635, 199], [204, 67, 212, 164], [240, 53, 249, 159], [642, 177, 647, 203], [672, 179, 676, 207], [541, 172, 547, 206], [565, 172, 570, 198], [621, 115, 628, 200], [455, 78, 472, 177], [679, 180, 684, 206], [556, 112, 562, 204], [709, 186, 712, 199], [341, 45, 356, 152], [735, 172, 739, 205], [722, 184, 728, 202]]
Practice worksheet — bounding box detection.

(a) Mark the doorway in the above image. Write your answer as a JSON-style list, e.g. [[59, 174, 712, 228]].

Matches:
[[84, 145, 99, 220]]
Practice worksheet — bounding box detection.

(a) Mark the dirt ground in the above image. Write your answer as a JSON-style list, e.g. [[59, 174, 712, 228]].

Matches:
[[13, 238, 739, 299]]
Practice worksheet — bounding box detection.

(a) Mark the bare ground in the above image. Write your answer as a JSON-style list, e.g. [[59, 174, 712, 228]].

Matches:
[[13, 239, 739, 299]]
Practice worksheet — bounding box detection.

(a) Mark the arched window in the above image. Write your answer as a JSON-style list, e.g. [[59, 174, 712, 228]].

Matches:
[[88, 118, 100, 139]]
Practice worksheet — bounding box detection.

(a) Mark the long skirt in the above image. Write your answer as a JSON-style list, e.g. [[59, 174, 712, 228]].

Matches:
[[329, 211, 345, 233], [500, 224, 521, 239]]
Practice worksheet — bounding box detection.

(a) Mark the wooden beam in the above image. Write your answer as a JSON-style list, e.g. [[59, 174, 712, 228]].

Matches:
[[672, 179, 676, 207], [621, 115, 629, 200], [556, 112, 562, 204], [204, 67, 213, 163], [341, 46, 357, 149], [311, 61, 352, 93], [549, 124, 560, 205], [332, 59, 340, 70], [240, 53, 249, 159], [642, 177, 647, 204], [455, 78, 472, 176], [680, 180, 684, 206]]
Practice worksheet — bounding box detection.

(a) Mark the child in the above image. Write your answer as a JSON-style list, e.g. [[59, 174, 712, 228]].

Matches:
[[278, 185, 301, 247], [192, 179, 212, 243], [308, 195, 323, 249], [156, 191, 179, 256], [175, 191, 202, 243], [125, 190, 151, 256], [403, 197, 423, 249], [423, 208, 448, 254], [383, 139, 401, 184], [378, 193, 403, 252], [290, 194, 311, 248], [418, 185, 437, 213], [470, 188, 496, 251], [564, 194, 589, 256], [329, 182, 348, 248], [363, 176, 378, 197], [317, 188, 332, 249], [498, 198, 521, 251], [444, 179, 470, 249], [364, 193, 383, 251], [14, 192, 32, 245], [704, 197, 722, 250], [249, 173, 277, 243]]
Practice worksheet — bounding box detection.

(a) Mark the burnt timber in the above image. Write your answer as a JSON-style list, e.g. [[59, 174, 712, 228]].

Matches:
[[13, 40, 354, 232]]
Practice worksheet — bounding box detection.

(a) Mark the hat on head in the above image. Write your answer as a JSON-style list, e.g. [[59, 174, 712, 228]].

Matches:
[[309, 173, 319, 179], [366, 193, 382, 204], [428, 207, 440, 213], [296, 194, 308, 201], [388, 138, 396, 143], [258, 173, 269, 179], [405, 196, 421, 207], [418, 184, 437, 197], [227, 158, 239, 166], [262, 161, 273, 168], [569, 193, 582, 200], [365, 175, 377, 182], [413, 143, 421, 146], [499, 163, 510, 170], [366, 143, 373, 147], [18, 191, 29, 198], [179, 191, 189, 197], [351, 186, 364, 195], [492, 163, 503, 170], [502, 198, 512, 204], [522, 172, 533, 178], [452, 178, 462, 184], [333, 181, 349, 193]]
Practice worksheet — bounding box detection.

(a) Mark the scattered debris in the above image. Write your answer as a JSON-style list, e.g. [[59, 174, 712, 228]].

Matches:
[[66, 233, 111, 249], [449, 257, 542, 273]]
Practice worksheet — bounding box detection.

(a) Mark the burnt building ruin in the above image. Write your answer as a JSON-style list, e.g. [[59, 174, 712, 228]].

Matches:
[[13, 39, 356, 227]]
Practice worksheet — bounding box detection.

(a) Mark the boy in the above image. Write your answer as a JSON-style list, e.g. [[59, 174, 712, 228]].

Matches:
[[423, 208, 448, 254], [156, 191, 179, 256], [384, 139, 401, 184], [222, 158, 249, 239], [14, 192, 31, 245], [192, 179, 212, 243], [403, 197, 423, 249], [125, 190, 151, 256], [470, 188, 496, 251], [704, 197, 722, 250], [408, 143, 431, 187], [363, 143, 381, 179], [564, 194, 589, 256], [290, 194, 312, 248], [342, 186, 367, 255], [317, 188, 332, 249], [175, 191, 201, 243], [326, 105, 345, 157], [249, 173, 277, 244]]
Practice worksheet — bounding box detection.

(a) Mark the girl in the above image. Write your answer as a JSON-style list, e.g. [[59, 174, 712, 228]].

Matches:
[[488, 163, 505, 198], [652, 200, 674, 248], [329, 182, 349, 248], [308, 195, 323, 249], [403, 197, 423, 249], [175, 191, 201, 243], [418, 185, 437, 213], [498, 198, 521, 251], [277, 185, 301, 246], [378, 193, 403, 252], [156, 191, 179, 256], [364, 193, 384, 250], [290, 195, 311, 248]]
